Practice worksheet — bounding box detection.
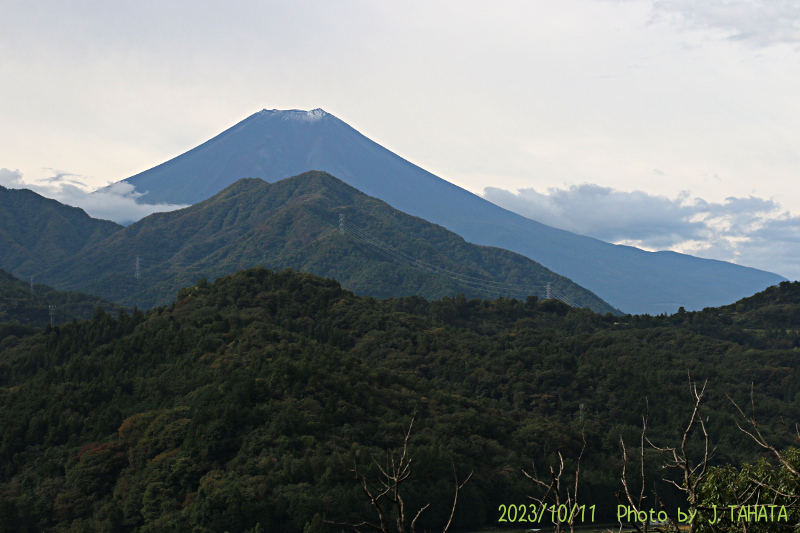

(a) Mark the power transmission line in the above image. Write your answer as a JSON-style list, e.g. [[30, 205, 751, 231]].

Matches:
[[336, 216, 579, 306], [341, 220, 532, 298], [341, 220, 531, 291], [19, 209, 580, 309]]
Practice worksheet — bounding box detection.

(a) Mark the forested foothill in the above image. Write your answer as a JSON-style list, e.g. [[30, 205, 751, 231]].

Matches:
[[1, 173, 617, 314], [1, 268, 799, 532]]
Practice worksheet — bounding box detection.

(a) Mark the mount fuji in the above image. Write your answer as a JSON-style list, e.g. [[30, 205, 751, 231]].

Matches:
[[119, 108, 785, 314]]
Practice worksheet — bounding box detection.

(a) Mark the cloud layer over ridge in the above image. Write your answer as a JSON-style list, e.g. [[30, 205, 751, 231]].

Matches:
[[484, 183, 800, 280], [0, 168, 186, 225]]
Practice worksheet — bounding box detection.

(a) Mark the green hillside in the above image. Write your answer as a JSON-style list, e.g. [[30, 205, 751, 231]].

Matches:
[[1, 268, 798, 532], [39, 172, 617, 313], [0, 186, 121, 278]]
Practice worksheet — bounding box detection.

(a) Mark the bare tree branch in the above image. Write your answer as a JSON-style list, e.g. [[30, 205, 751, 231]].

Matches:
[[443, 457, 473, 533], [524, 431, 586, 533], [728, 386, 800, 478], [327, 416, 471, 533], [619, 376, 714, 533], [617, 421, 646, 533]]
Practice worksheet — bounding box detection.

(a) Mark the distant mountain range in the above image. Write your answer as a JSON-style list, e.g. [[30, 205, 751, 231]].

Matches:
[[118, 108, 786, 314], [3, 174, 617, 313]]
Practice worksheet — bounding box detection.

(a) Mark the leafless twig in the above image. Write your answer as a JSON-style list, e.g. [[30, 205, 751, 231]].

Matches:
[[524, 430, 586, 533], [327, 417, 472, 533]]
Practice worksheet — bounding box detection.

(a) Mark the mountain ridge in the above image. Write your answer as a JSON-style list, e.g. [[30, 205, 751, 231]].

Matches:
[[44, 172, 619, 313]]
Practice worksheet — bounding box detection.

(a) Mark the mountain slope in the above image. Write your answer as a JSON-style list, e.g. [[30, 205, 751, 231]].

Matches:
[[0, 185, 122, 278], [46, 172, 617, 313], [119, 109, 785, 314]]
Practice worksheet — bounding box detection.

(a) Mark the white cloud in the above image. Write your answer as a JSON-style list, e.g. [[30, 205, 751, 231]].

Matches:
[[651, 0, 800, 46], [483, 184, 800, 280], [0, 168, 186, 225], [0, 168, 25, 187]]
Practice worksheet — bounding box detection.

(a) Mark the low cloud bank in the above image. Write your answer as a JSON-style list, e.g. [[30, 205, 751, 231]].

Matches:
[[0, 168, 187, 225], [484, 183, 800, 280]]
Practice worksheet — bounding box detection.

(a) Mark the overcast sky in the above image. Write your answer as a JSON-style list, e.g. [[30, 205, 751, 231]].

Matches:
[[2, 0, 800, 279]]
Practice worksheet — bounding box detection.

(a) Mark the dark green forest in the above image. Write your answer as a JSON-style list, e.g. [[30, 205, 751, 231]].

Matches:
[[1, 268, 799, 532]]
